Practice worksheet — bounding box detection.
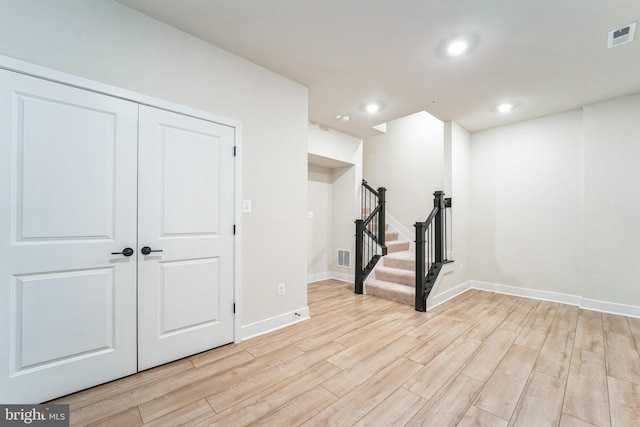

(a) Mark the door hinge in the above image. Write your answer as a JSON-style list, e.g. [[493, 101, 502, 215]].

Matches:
[[233, 146, 237, 156], [233, 303, 236, 314], [233, 224, 236, 235]]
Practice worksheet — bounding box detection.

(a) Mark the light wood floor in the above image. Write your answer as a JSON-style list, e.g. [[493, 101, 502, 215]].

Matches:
[[53, 279, 640, 426]]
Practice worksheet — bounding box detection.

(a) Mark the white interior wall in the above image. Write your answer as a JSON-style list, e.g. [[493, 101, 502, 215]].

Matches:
[[0, 0, 309, 329], [308, 124, 363, 282], [6, 0, 638, 321], [307, 165, 333, 280], [308, 123, 363, 211], [583, 93, 640, 310], [331, 166, 357, 281], [469, 99, 640, 315], [363, 111, 444, 231], [469, 110, 585, 297], [434, 122, 472, 297]]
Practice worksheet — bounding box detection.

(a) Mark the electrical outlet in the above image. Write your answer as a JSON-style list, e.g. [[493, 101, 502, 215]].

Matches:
[[459, 262, 464, 272], [277, 282, 286, 296]]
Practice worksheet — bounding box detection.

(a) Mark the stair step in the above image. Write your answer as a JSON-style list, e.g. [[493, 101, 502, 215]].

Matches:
[[365, 222, 389, 232], [385, 231, 399, 241], [375, 266, 415, 287], [383, 250, 415, 271], [366, 279, 414, 306], [386, 240, 410, 253]]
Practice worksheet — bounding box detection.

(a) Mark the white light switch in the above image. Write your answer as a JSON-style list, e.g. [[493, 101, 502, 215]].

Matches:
[[308, 211, 314, 219], [243, 200, 252, 213]]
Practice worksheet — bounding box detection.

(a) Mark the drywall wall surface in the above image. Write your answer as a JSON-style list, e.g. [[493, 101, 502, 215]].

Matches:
[[583, 93, 640, 307], [363, 111, 444, 231], [308, 123, 362, 281], [0, 0, 309, 326], [470, 110, 584, 296], [309, 123, 363, 165], [308, 123, 363, 216], [331, 165, 357, 280], [307, 165, 333, 278], [434, 122, 472, 296]]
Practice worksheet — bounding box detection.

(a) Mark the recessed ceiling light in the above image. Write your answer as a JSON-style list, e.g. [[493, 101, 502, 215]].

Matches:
[[497, 103, 514, 113], [447, 39, 469, 56], [365, 103, 380, 113], [335, 114, 350, 123]]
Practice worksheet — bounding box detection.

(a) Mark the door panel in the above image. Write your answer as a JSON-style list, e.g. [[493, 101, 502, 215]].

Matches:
[[0, 70, 138, 403], [160, 258, 220, 334], [17, 94, 116, 240], [160, 125, 220, 235], [14, 268, 115, 369], [137, 106, 234, 371]]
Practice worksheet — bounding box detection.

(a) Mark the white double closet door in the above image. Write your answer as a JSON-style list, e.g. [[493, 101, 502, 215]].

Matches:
[[0, 69, 235, 403]]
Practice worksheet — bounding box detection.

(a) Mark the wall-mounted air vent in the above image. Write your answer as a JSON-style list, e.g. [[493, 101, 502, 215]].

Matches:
[[337, 249, 351, 268], [608, 22, 636, 48]]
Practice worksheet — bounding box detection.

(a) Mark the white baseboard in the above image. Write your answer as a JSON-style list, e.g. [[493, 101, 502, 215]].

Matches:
[[307, 272, 333, 283], [471, 280, 640, 319], [241, 306, 310, 341], [308, 271, 354, 284], [472, 281, 582, 306], [580, 298, 640, 318], [330, 271, 355, 283], [427, 280, 472, 309]]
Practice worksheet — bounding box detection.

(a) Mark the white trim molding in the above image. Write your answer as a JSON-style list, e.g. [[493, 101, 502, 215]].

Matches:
[[307, 271, 354, 284], [471, 281, 581, 306], [580, 298, 640, 318], [0, 55, 241, 129], [471, 280, 640, 319], [427, 280, 472, 310], [241, 307, 310, 341], [307, 272, 333, 283]]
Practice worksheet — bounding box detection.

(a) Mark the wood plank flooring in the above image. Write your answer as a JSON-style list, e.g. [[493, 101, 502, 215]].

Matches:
[[52, 280, 640, 426]]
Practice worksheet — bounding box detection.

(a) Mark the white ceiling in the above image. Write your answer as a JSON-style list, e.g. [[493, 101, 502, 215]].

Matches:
[[116, 0, 640, 138]]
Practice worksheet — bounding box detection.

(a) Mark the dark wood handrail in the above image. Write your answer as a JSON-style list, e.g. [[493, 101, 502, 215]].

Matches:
[[361, 179, 379, 197], [417, 206, 439, 228], [414, 191, 452, 311], [355, 180, 386, 294]]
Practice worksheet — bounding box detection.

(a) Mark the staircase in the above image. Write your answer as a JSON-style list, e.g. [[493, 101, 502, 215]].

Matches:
[[364, 225, 416, 306], [355, 180, 451, 311]]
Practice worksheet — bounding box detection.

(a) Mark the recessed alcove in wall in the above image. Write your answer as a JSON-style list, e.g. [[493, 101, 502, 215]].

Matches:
[[307, 157, 357, 283], [307, 123, 364, 284], [308, 153, 352, 169]]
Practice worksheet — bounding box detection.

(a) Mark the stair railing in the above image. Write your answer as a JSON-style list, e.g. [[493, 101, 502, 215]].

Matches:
[[414, 191, 452, 311], [354, 180, 387, 294]]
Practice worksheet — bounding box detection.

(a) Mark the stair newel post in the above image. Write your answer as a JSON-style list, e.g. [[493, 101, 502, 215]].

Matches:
[[433, 191, 445, 264], [354, 219, 364, 294], [415, 222, 427, 312], [377, 187, 386, 248]]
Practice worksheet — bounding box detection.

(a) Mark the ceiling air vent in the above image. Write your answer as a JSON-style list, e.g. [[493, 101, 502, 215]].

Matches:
[[608, 22, 636, 48]]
